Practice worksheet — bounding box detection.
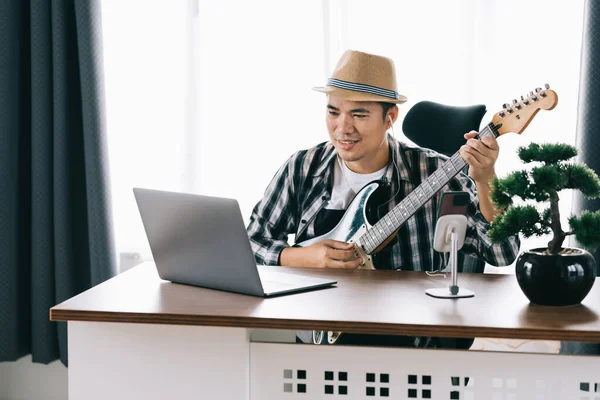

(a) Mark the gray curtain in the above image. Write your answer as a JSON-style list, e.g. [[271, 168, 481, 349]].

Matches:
[[561, 0, 600, 355], [0, 0, 116, 366]]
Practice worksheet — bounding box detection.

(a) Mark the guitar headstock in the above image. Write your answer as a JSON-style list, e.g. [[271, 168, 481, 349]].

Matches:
[[491, 84, 558, 136]]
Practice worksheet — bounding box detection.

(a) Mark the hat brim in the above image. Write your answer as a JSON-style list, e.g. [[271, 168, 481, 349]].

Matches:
[[313, 86, 407, 104]]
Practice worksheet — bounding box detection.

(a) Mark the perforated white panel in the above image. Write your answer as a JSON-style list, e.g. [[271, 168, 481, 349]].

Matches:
[[251, 342, 600, 400]]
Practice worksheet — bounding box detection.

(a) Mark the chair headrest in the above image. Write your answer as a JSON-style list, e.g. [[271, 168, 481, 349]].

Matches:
[[402, 101, 487, 157]]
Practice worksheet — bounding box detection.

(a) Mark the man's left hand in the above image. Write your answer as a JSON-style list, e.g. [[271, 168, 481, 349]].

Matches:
[[459, 130, 499, 185]]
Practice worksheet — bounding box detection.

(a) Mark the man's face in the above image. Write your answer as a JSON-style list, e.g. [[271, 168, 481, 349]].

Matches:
[[326, 96, 390, 171]]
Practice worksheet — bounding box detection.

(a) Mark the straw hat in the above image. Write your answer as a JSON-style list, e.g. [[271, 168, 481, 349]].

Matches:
[[313, 50, 407, 104]]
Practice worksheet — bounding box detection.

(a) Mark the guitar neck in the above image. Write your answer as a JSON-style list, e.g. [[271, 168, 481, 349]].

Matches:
[[359, 123, 498, 254]]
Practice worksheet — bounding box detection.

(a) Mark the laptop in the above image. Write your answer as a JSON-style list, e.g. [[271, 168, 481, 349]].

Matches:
[[133, 187, 337, 297]]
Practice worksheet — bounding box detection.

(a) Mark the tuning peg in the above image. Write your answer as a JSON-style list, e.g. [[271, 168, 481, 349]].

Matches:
[[512, 99, 518, 104], [535, 87, 542, 93], [528, 91, 538, 102], [499, 111, 505, 118], [521, 95, 524, 100], [544, 83, 550, 89], [523, 99, 530, 105], [503, 103, 510, 109]]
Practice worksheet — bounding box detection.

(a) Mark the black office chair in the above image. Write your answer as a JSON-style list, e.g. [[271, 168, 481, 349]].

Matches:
[[402, 100, 487, 157], [402, 100, 488, 276]]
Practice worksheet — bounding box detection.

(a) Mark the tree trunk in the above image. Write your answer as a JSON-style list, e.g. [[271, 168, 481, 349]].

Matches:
[[547, 189, 566, 254]]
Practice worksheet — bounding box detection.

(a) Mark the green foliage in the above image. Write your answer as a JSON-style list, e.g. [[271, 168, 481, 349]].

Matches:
[[491, 170, 552, 203], [541, 208, 552, 227], [489, 141, 600, 254], [531, 165, 567, 191], [501, 171, 531, 198], [488, 205, 550, 243], [528, 184, 551, 202], [568, 211, 600, 252], [518, 142, 578, 164], [564, 164, 600, 198], [490, 177, 513, 209]]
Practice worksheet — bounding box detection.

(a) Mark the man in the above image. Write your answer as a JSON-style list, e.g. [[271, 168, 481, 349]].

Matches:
[[246, 50, 519, 346]]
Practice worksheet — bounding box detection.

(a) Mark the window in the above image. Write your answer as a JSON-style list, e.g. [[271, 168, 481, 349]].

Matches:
[[102, 0, 190, 263], [102, 0, 584, 272]]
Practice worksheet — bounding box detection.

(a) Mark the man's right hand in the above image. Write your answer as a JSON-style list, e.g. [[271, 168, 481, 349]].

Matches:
[[280, 240, 364, 269]]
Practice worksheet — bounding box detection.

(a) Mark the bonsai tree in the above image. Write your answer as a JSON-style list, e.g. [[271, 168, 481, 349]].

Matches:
[[488, 142, 600, 255]]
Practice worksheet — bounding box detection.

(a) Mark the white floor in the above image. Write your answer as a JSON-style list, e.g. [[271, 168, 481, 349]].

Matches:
[[0, 355, 67, 400]]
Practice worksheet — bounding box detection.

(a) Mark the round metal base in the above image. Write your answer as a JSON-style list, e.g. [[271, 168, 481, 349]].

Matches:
[[425, 287, 475, 299]]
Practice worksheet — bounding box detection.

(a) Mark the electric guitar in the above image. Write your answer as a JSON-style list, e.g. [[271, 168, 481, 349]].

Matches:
[[297, 85, 559, 345]]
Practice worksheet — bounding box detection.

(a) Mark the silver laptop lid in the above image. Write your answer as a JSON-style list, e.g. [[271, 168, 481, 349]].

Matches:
[[133, 188, 265, 296]]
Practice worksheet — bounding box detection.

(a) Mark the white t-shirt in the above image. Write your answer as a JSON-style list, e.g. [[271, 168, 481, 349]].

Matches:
[[326, 156, 388, 210]]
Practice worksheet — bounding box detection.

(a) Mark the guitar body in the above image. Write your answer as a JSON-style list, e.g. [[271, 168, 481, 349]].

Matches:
[[297, 181, 383, 270]]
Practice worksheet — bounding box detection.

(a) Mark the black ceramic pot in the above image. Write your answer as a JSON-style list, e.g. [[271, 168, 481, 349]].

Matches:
[[515, 248, 597, 306]]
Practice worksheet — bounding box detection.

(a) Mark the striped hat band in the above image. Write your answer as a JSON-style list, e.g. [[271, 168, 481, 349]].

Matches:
[[327, 78, 399, 100]]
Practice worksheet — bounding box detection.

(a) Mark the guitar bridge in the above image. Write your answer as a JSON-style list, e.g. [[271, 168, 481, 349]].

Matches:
[[353, 242, 374, 270]]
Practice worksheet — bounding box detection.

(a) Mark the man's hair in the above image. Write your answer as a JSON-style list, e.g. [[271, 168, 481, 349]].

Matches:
[[379, 102, 397, 121]]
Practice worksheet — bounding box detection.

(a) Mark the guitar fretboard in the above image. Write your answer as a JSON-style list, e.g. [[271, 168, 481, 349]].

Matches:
[[359, 123, 498, 254]]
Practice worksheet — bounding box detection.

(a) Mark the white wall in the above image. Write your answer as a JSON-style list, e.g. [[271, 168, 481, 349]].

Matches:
[[0, 356, 67, 400]]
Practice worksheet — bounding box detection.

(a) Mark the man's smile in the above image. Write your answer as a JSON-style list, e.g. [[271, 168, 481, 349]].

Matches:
[[336, 138, 360, 150]]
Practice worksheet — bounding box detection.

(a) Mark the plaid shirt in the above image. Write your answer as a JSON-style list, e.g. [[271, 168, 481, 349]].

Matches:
[[246, 137, 520, 271]]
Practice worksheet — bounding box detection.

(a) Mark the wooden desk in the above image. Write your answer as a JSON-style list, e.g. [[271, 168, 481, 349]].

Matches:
[[51, 262, 600, 400]]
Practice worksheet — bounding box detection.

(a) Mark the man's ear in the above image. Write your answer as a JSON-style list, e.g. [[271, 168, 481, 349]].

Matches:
[[387, 105, 400, 126]]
